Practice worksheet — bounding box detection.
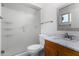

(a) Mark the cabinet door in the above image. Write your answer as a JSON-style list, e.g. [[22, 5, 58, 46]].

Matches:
[[59, 45, 79, 56], [44, 40, 58, 56], [62, 49, 79, 56], [44, 46, 57, 56]]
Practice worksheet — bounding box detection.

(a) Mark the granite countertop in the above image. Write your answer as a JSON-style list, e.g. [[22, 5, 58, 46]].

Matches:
[[45, 36, 79, 52]]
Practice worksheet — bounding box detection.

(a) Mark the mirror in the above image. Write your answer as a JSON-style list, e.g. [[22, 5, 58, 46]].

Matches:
[[57, 3, 79, 31]]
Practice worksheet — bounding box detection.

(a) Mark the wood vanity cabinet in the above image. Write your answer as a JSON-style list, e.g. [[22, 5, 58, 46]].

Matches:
[[44, 40, 79, 56], [44, 40, 58, 56]]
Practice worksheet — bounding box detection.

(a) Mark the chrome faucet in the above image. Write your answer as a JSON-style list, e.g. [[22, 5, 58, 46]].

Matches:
[[64, 33, 73, 40], [64, 33, 69, 38]]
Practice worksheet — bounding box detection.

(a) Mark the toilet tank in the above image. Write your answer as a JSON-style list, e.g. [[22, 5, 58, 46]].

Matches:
[[39, 34, 48, 48]]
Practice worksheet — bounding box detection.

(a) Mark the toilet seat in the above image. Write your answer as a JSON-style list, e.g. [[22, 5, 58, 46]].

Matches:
[[27, 44, 43, 51], [27, 44, 43, 55]]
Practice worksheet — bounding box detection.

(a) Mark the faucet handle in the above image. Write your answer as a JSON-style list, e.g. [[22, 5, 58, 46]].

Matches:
[[69, 35, 75, 40]]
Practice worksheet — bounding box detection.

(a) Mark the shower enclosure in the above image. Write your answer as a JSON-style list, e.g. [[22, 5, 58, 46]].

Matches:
[[1, 3, 41, 56]]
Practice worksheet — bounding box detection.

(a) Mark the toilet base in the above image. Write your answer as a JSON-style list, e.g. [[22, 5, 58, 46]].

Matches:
[[27, 50, 39, 56]]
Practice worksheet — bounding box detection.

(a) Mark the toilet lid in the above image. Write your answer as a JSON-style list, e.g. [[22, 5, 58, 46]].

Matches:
[[27, 44, 42, 51]]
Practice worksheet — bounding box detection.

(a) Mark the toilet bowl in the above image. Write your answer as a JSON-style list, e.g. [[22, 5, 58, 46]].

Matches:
[[27, 44, 43, 56], [27, 34, 48, 56]]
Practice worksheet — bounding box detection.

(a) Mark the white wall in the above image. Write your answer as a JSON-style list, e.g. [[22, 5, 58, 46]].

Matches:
[[0, 3, 1, 56], [41, 3, 79, 37], [71, 6, 79, 28], [31, 3, 45, 8], [41, 3, 64, 35], [2, 3, 40, 56]]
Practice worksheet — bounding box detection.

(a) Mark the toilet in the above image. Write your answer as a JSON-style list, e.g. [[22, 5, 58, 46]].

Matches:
[[27, 34, 48, 56]]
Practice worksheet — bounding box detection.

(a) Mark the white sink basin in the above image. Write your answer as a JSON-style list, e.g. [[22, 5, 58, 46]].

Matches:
[[63, 38, 79, 42]]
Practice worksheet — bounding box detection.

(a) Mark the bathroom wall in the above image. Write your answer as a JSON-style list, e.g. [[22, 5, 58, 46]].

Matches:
[[41, 3, 79, 37], [31, 3, 45, 8], [1, 3, 41, 56], [0, 3, 1, 56], [71, 4, 79, 28], [41, 3, 64, 35]]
